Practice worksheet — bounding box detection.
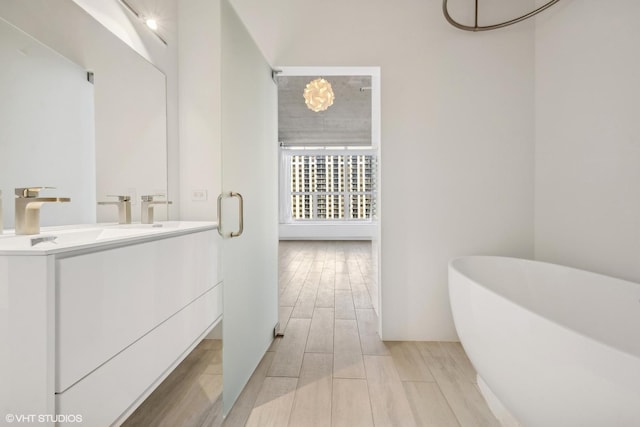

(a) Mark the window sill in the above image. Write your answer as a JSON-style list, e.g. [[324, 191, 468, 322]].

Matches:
[[279, 222, 377, 240]]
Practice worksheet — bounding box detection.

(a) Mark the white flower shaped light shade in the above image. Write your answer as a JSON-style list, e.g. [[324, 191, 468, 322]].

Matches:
[[303, 78, 335, 112]]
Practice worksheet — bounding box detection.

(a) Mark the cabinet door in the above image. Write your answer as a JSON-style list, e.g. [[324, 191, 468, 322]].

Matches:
[[220, 0, 279, 414]]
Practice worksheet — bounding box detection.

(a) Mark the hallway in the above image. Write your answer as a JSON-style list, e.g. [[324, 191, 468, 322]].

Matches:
[[223, 241, 499, 426]]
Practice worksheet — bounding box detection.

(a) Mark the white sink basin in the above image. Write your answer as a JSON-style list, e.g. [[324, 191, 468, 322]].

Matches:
[[107, 221, 197, 230], [0, 228, 152, 250]]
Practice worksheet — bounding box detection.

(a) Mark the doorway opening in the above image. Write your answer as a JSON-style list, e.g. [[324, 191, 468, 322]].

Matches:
[[274, 66, 382, 337]]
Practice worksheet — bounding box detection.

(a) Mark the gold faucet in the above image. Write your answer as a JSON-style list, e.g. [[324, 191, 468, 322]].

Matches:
[[141, 194, 172, 224], [98, 195, 132, 224], [14, 187, 71, 235]]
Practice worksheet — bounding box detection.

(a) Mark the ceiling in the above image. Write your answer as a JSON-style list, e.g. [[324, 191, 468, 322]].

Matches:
[[277, 75, 372, 146]]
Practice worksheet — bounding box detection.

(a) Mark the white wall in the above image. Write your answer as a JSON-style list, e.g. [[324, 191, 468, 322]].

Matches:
[[177, 0, 222, 221], [230, 0, 536, 340], [534, 1, 640, 282], [279, 223, 376, 240]]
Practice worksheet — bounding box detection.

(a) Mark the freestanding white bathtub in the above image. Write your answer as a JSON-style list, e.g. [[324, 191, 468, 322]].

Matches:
[[448, 256, 640, 427]]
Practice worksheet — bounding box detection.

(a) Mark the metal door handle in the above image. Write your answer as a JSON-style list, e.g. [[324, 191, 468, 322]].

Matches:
[[217, 191, 244, 238], [229, 192, 244, 237], [217, 193, 224, 237]]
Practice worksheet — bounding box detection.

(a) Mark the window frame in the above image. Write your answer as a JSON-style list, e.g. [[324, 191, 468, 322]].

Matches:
[[280, 146, 377, 224]]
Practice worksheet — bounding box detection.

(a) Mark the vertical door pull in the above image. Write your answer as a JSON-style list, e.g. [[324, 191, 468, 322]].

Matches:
[[229, 192, 244, 237], [216, 193, 224, 237], [217, 191, 244, 238]]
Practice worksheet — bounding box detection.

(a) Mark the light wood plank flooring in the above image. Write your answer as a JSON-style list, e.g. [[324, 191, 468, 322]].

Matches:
[[122, 339, 223, 427], [125, 241, 499, 427], [224, 241, 499, 427]]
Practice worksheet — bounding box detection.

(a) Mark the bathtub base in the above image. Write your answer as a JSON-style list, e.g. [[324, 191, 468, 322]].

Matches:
[[449, 256, 640, 427], [477, 375, 522, 427]]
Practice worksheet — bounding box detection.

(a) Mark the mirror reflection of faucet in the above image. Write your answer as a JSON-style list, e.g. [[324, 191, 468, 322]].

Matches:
[[98, 195, 132, 224], [14, 187, 71, 235], [141, 194, 172, 224]]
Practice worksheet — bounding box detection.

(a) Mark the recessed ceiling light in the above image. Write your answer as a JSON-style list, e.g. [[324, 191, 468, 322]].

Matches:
[[145, 18, 158, 31], [119, 0, 168, 45]]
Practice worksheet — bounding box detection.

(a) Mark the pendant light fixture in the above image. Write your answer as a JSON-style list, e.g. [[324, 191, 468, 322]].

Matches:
[[303, 78, 335, 112]]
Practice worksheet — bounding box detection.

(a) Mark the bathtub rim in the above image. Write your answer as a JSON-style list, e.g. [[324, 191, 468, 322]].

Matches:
[[448, 255, 640, 361]]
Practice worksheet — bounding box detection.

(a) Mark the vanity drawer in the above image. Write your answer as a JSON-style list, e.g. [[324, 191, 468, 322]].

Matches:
[[56, 283, 222, 427], [56, 230, 219, 392]]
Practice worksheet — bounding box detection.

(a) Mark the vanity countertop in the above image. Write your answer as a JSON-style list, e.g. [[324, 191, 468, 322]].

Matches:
[[0, 221, 218, 256]]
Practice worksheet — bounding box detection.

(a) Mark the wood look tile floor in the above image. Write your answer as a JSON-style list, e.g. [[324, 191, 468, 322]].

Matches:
[[224, 241, 499, 427], [123, 339, 223, 427], [125, 241, 499, 427]]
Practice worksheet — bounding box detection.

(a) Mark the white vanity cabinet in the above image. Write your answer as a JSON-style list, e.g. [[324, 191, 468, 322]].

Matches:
[[0, 222, 221, 427]]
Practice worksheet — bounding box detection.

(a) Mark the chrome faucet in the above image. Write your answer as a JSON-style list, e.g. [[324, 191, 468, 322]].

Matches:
[[98, 195, 132, 224], [14, 187, 71, 235], [141, 194, 172, 224]]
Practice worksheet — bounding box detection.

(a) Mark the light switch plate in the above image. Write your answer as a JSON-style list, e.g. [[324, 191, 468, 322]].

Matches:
[[192, 189, 208, 201]]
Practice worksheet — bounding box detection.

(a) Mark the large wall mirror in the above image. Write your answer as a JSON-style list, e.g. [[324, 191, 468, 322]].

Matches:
[[0, 0, 168, 229], [0, 17, 96, 227]]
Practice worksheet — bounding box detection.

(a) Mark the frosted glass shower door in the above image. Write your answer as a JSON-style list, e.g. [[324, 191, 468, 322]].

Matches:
[[220, 0, 279, 415]]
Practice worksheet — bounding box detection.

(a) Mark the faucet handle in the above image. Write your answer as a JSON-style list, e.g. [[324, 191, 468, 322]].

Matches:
[[15, 187, 55, 198], [106, 195, 131, 202], [141, 194, 166, 202]]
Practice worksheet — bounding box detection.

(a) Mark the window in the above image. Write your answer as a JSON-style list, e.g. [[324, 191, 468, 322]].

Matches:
[[282, 148, 377, 222]]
